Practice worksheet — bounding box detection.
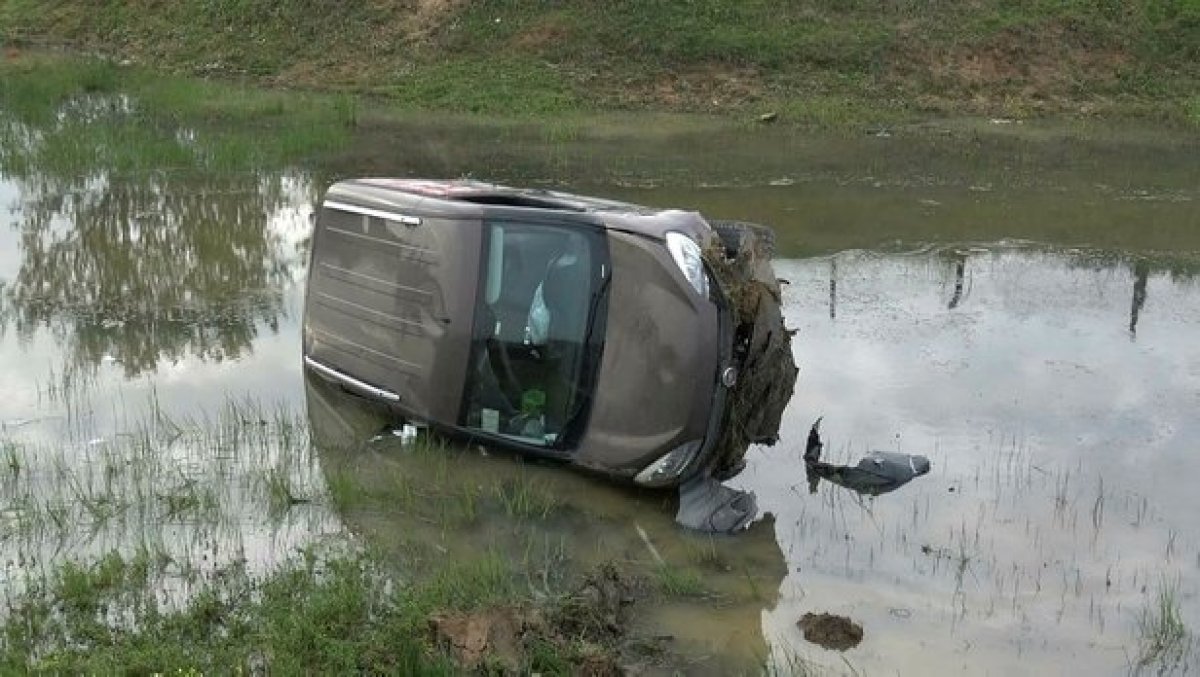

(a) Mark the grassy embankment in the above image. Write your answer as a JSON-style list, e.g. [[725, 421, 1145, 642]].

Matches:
[[1, 0, 1198, 127]]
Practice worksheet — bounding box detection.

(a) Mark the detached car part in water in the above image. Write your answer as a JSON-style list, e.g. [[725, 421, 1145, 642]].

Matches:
[[302, 179, 798, 527], [803, 418, 931, 496]]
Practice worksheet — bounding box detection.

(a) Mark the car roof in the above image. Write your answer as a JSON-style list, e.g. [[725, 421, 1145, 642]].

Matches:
[[353, 178, 659, 214], [324, 178, 713, 242]]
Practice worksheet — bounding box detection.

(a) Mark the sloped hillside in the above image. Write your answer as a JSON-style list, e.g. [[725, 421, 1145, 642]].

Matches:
[[2, 0, 1197, 123]]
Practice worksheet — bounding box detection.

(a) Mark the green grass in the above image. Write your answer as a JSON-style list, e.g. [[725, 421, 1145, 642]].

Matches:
[[1, 548, 460, 674], [1135, 579, 1192, 671], [494, 477, 560, 520], [654, 565, 708, 598], [1188, 95, 1200, 124], [0, 540, 621, 674], [0, 54, 355, 179], [2, 0, 1197, 125], [377, 57, 584, 116]]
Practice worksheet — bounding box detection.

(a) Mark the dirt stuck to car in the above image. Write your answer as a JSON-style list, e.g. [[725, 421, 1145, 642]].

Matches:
[[703, 223, 798, 481]]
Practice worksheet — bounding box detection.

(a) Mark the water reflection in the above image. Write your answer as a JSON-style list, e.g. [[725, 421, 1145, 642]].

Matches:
[[828, 257, 837, 320], [0, 101, 313, 378], [1129, 259, 1149, 337], [749, 246, 1200, 675], [947, 253, 967, 310], [0, 174, 305, 376]]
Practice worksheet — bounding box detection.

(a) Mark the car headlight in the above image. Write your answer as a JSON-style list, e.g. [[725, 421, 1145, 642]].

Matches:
[[634, 440, 702, 487], [665, 232, 709, 297]]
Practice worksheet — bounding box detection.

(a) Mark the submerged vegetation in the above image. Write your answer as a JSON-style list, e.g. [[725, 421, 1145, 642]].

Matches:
[[1134, 579, 1193, 674], [0, 394, 646, 673], [1, 1, 1198, 126], [2, 545, 457, 674]]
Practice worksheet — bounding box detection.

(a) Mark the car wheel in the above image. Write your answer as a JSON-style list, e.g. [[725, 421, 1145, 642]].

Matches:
[[709, 220, 777, 258]]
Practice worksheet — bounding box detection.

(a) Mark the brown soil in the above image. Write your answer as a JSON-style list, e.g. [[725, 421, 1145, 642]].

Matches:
[[429, 606, 530, 671], [429, 563, 637, 674], [510, 15, 576, 53], [615, 64, 767, 112], [887, 20, 1132, 113], [797, 612, 864, 651], [405, 0, 466, 43]]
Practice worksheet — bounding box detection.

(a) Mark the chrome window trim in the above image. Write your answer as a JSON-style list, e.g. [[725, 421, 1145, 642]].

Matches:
[[323, 200, 422, 226], [303, 355, 401, 402]]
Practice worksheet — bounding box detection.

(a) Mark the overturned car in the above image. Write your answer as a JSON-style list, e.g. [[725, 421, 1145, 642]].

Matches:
[[302, 179, 797, 495]]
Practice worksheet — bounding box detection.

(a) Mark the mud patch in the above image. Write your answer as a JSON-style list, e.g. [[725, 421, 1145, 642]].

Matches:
[[797, 612, 864, 651], [406, 0, 466, 43], [430, 606, 530, 670], [888, 19, 1131, 113], [703, 229, 798, 480], [510, 14, 577, 53], [429, 563, 638, 674]]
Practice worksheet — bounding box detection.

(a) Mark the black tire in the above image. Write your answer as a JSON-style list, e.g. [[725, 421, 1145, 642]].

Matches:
[[709, 219, 777, 258]]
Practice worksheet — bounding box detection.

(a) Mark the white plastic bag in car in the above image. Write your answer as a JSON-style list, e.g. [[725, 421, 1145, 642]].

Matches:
[[524, 283, 549, 346]]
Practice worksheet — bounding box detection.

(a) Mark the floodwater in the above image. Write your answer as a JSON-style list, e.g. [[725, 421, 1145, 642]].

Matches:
[[2, 86, 1200, 674]]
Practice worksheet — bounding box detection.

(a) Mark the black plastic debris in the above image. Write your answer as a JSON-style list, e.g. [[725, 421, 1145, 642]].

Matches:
[[804, 418, 931, 496]]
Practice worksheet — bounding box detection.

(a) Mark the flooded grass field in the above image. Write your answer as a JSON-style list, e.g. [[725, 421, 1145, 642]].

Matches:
[[2, 60, 1199, 673]]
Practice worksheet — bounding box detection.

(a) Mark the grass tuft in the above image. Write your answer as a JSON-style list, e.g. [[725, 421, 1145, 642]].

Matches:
[[654, 565, 708, 598], [494, 477, 560, 520], [1135, 578, 1192, 671]]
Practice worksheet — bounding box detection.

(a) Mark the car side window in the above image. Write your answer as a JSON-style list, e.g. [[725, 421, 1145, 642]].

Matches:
[[461, 222, 600, 448]]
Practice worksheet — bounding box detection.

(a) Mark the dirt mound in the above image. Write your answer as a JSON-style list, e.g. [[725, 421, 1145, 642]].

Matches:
[[797, 612, 863, 651], [429, 563, 636, 674]]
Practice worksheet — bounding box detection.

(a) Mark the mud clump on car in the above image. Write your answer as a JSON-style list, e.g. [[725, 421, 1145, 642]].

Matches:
[[703, 231, 798, 480]]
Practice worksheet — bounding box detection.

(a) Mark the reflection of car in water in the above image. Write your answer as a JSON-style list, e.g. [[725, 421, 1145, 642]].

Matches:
[[302, 178, 796, 489]]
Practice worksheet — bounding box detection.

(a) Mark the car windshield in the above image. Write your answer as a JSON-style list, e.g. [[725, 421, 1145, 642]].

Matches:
[[460, 220, 609, 448]]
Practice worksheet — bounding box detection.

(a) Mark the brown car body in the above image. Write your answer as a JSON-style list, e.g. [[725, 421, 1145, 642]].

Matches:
[[302, 179, 792, 487]]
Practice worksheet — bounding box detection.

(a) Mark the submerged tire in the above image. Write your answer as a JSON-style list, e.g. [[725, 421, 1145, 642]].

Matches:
[[709, 220, 777, 258]]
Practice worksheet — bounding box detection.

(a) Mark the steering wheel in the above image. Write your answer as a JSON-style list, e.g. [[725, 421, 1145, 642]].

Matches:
[[486, 337, 523, 407]]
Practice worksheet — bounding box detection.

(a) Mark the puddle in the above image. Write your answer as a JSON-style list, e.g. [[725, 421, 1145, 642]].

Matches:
[[752, 248, 1200, 674], [2, 82, 1200, 673]]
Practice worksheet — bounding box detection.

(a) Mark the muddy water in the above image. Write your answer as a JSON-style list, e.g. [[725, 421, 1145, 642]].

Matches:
[[3, 91, 1200, 673]]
